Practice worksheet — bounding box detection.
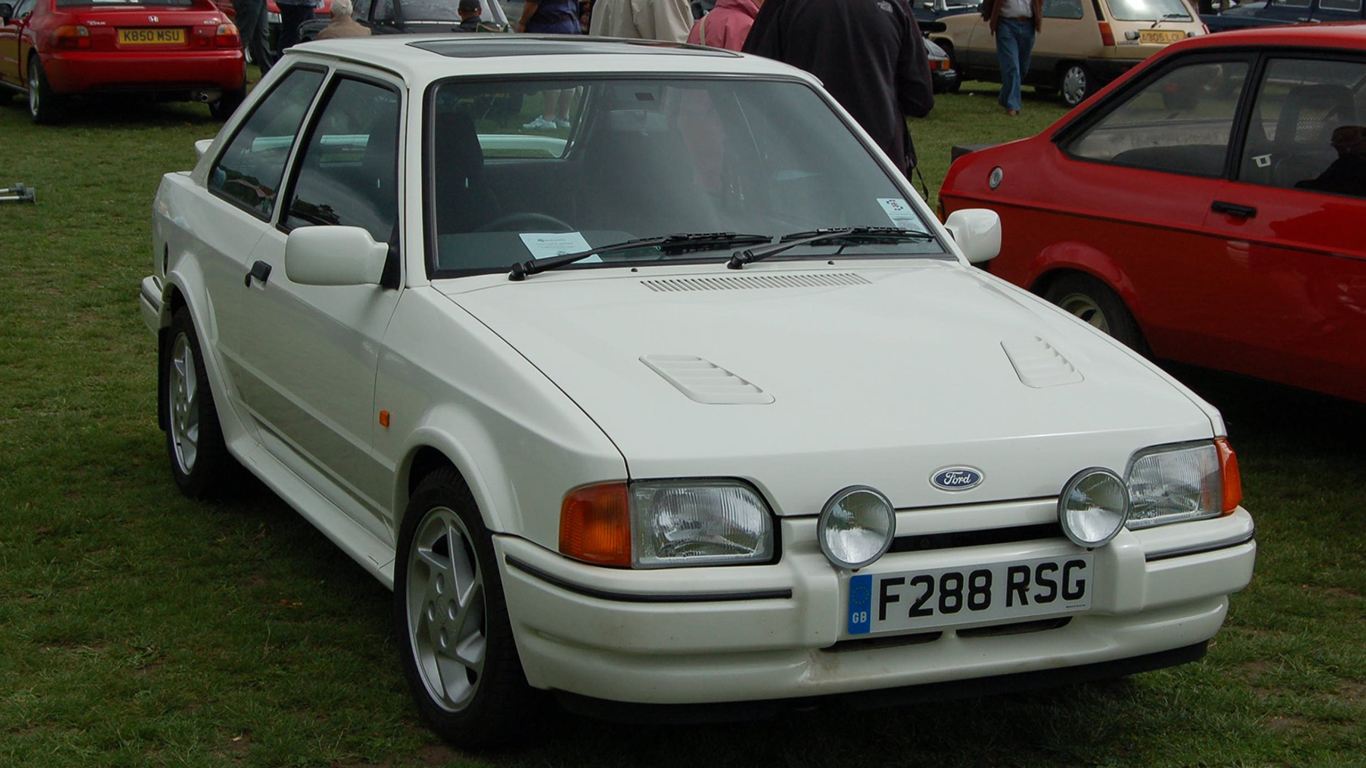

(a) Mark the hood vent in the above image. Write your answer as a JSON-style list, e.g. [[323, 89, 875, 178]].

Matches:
[[641, 355, 775, 405], [1001, 336, 1084, 388], [640, 273, 870, 292]]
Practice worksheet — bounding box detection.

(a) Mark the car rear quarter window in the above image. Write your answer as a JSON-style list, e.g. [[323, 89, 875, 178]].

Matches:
[[1065, 59, 1249, 177], [1318, 0, 1362, 13], [1103, 0, 1193, 20], [1043, 0, 1085, 19], [1238, 57, 1366, 198], [209, 68, 327, 220], [283, 77, 402, 246]]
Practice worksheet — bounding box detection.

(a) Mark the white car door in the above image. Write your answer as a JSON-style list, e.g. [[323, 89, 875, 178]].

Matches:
[[230, 72, 406, 540], [201, 66, 329, 420]]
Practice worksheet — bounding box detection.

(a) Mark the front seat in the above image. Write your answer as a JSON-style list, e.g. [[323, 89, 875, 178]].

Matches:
[[432, 111, 501, 235]]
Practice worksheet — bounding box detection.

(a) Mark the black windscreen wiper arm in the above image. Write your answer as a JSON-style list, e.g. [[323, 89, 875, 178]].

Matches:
[[726, 227, 937, 270], [508, 232, 773, 281]]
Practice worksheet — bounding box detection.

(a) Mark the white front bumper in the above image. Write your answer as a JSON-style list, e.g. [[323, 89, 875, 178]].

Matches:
[[496, 502, 1255, 705]]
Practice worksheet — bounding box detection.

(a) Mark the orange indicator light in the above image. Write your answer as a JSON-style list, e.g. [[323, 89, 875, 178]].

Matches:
[[379, 410, 390, 428]]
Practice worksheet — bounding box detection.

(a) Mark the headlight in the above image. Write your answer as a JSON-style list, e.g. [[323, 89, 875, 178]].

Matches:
[[1125, 441, 1226, 529], [818, 486, 896, 570], [1058, 468, 1130, 547], [630, 480, 774, 568]]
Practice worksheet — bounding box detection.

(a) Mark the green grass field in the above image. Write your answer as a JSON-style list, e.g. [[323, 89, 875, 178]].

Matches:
[[1, 80, 1363, 768]]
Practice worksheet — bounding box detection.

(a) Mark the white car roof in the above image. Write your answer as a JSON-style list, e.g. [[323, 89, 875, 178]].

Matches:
[[285, 35, 821, 88]]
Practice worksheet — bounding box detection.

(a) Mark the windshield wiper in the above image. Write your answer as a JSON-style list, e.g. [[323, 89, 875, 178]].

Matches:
[[508, 232, 773, 281], [726, 227, 937, 270], [1152, 12, 1189, 26]]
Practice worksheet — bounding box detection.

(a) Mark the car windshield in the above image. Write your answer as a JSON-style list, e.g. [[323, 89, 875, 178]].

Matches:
[[1105, 0, 1192, 20], [427, 77, 942, 276]]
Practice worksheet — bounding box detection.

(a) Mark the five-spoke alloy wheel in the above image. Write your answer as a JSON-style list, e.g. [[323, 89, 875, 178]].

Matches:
[[163, 307, 235, 498], [395, 469, 533, 747]]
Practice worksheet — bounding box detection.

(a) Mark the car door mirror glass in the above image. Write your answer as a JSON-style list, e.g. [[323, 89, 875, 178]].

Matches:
[[285, 226, 389, 286], [944, 208, 1001, 264]]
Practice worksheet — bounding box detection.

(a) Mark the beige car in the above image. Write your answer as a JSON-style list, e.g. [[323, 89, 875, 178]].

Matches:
[[932, 0, 1206, 106]]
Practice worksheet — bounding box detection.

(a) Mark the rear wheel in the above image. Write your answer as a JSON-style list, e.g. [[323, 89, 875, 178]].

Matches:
[[209, 87, 245, 121], [395, 468, 535, 747], [164, 307, 237, 498], [1059, 63, 1095, 108], [28, 56, 63, 125], [1044, 273, 1146, 352]]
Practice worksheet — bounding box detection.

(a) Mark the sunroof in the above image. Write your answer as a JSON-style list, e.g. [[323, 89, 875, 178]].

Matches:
[[409, 36, 741, 59]]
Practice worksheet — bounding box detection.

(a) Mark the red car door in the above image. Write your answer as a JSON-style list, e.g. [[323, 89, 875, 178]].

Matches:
[[1197, 55, 1366, 403]]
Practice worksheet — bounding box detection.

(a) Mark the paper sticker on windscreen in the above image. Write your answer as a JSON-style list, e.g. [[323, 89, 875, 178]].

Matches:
[[519, 232, 601, 263]]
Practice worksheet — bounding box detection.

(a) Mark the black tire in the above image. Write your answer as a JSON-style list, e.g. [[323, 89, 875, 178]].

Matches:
[[1044, 273, 1146, 353], [163, 307, 237, 498], [395, 468, 534, 748], [28, 56, 63, 125], [1058, 63, 1095, 108], [209, 87, 245, 121]]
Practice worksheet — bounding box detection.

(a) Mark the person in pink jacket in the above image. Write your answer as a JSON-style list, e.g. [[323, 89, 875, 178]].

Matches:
[[686, 0, 762, 51]]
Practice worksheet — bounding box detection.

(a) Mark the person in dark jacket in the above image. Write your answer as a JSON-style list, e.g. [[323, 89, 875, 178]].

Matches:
[[742, 0, 934, 176], [235, 0, 275, 73], [276, 0, 318, 51]]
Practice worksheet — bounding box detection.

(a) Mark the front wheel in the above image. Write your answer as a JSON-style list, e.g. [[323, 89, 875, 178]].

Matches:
[[395, 469, 534, 747], [1044, 273, 1146, 353], [1059, 64, 1095, 108]]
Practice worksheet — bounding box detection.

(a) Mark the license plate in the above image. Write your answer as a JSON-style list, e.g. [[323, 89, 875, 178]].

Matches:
[[1138, 29, 1185, 45], [847, 554, 1094, 635], [118, 28, 185, 45]]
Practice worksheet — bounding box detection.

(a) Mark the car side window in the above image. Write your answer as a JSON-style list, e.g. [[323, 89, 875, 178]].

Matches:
[[209, 68, 326, 219], [13, 0, 37, 18], [1317, 0, 1361, 12], [372, 0, 394, 22], [284, 77, 402, 246], [1065, 59, 1248, 177], [1237, 58, 1366, 198], [1275, 0, 1310, 8], [1042, 0, 1084, 19], [353, 0, 372, 16]]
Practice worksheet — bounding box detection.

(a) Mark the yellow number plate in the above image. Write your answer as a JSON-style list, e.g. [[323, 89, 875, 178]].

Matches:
[[1138, 29, 1185, 45], [118, 28, 186, 45]]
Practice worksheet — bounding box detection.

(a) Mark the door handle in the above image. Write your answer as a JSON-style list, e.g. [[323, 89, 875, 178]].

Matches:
[[244, 260, 272, 287], [1211, 201, 1257, 219]]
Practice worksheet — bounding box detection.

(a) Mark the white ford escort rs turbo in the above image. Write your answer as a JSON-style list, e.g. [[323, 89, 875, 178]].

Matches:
[[139, 35, 1256, 745]]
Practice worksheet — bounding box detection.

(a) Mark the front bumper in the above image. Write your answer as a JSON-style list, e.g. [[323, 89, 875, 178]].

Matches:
[[42, 50, 244, 96], [497, 501, 1255, 706]]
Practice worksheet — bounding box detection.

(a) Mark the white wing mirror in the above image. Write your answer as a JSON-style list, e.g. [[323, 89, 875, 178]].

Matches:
[[944, 208, 1001, 265], [285, 226, 389, 286]]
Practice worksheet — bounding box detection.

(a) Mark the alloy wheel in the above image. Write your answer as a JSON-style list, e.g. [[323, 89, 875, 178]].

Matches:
[[406, 508, 487, 713], [168, 332, 201, 474], [28, 59, 39, 119]]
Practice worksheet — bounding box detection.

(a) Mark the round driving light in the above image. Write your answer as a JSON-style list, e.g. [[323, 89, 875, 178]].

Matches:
[[1058, 468, 1130, 548], [818, 486, 896, 570]]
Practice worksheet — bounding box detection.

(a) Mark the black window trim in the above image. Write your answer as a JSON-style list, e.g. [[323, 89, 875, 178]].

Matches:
[[206, 64, 330, 223], [276, 67, 406, 288], [419, 72, 944, 282], [1051, 49, 1260, 180]]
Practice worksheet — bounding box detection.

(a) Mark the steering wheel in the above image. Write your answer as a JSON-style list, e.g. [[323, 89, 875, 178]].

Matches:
[[477, 212, 574, 233]]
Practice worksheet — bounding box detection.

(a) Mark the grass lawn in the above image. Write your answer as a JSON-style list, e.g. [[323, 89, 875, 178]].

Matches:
[[0, 80, 1363, 768]]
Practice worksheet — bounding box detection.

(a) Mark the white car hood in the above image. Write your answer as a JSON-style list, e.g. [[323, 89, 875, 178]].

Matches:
[[440, 262, 1214, 516]]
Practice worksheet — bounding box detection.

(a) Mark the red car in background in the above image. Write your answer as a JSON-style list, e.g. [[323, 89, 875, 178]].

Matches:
[[940, 24, 1366, 404], [0, 0, 245, 123]]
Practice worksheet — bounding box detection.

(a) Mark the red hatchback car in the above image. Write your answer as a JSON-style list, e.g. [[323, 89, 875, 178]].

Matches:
[[0, 0, 245, 123], [941, 24, 1366, 404]]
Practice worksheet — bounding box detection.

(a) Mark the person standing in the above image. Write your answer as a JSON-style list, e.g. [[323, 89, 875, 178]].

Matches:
[[588, 0, 692, 42], [276, 0, 318, 51], [314, 0, 370, 39], [743, 0, 934, 176], [983, 0, 1043, 116], [685, 0, 760, 51], [516, 0, 581, 130], [235, 0, 275, 74]]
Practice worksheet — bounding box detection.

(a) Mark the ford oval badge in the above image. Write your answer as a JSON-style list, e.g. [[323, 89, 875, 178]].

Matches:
[[931, 467, 984, 492]]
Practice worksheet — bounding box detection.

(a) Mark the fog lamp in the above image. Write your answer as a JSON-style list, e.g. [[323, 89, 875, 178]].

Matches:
[[818, 486, 895, 570], [1058, 468, 1129, 547]]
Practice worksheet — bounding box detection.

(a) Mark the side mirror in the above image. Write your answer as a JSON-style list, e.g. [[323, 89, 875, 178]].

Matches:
[[944, 208, 1001, 265], [0, 4, 14, 23], [285, 226, 388, 286]]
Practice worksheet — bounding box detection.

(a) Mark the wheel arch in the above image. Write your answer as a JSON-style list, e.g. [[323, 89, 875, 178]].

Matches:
[[392, 422, 521, 545]]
